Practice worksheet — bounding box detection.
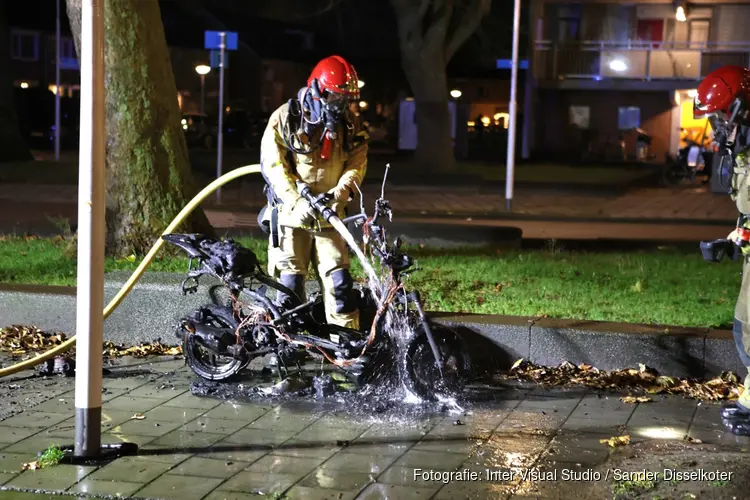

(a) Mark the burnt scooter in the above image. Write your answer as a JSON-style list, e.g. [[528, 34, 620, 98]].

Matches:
[[163, 169, 472, 400]]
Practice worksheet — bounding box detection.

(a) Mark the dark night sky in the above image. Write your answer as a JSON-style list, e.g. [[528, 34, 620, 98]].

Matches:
[[6, 0, 526, 77]]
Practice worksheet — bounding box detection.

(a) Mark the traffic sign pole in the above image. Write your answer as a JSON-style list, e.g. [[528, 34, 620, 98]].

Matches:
[[216, 32, 226, 204]]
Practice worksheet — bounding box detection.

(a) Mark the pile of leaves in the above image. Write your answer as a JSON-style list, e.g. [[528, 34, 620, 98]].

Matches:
[[501, 359, 743, 401], [0, 325, 181, 360]]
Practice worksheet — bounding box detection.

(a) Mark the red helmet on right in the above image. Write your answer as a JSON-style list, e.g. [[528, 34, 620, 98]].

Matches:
[[694, 65, 750, 121]]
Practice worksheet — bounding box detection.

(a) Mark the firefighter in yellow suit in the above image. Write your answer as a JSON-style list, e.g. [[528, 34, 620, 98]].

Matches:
[[260, 55, 367, 330]]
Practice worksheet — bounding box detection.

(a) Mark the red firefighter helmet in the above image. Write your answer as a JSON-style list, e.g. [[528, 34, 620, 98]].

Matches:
[[694, 65, 750, 119], [308, 55, 360, 100]]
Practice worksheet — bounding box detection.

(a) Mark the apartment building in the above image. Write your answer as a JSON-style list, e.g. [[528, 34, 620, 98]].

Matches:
[[527, 0, 750, 161]]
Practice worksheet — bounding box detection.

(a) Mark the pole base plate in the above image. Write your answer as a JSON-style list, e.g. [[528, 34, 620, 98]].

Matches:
[[39, 442, 139, 466]]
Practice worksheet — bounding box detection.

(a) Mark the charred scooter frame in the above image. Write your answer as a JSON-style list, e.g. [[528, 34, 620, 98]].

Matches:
[[163, 167, 471, 400]]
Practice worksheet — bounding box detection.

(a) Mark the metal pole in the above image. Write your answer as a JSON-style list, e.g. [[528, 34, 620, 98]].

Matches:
[[200, 74, 205, 115], [54, 0, 61, 161], [216, 33, 226, 204], [506, 0, 521, 212], [74, 0, 105, 458]]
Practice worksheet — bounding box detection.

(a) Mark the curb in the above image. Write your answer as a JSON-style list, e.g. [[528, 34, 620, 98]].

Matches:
[[0, 272, 738, 378], [204, 205, 736, 227]]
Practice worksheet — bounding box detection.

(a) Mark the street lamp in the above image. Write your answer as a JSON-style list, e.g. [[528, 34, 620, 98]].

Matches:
[[358, 80, 365, 89], [195, 64, 211, 115], [450, 89, 462, 99], [675, 3, 687, 22]]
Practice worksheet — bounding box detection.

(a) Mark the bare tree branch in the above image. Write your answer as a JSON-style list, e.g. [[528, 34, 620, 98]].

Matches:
[[444, 0, 490, 61], [390, 0, 431, 53], [423, 0, 453, 53], [251, 0, 347, 21]]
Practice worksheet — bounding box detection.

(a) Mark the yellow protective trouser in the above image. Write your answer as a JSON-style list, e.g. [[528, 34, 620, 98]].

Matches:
[[268, 225, 359, 330]]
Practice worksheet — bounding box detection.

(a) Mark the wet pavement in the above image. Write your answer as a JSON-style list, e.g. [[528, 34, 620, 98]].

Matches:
[[1, 356, 749, 499]]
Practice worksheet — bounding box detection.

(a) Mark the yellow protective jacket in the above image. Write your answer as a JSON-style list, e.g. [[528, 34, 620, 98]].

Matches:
[[260, 102, 368, 229]]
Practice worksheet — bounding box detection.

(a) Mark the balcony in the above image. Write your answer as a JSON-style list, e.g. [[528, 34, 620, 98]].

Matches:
[[534, 40, 750, 82]]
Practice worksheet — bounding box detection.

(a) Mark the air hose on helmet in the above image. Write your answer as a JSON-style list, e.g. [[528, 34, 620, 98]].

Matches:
[[0, 164, 262, 378]]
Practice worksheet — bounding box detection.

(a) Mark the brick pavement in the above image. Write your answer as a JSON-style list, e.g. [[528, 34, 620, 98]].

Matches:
[[0, 358, 750, 500], [0, 183, 738, 223], [0, 356, 747, 499]]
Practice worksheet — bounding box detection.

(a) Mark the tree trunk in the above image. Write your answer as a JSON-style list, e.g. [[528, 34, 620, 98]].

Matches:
[[66, 0, 213, 257], [0, 4, 34, 162], [402, 44, 455, 173]]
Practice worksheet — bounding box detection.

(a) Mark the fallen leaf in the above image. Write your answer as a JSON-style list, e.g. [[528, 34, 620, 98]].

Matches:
[[131, 413, 146, 420], [600, 435, 630, 448], [125, 254, 136, 262], [21, 460, 40, 471], [510, 358, 525, 371], [620, 396, 652, 404], [685, 436, 702, 444]]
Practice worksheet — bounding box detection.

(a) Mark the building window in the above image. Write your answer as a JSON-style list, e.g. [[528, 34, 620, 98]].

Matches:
[[558, 18, 580, 42], [60, 38, 75, 59], [59, 38, 78, 70], [11, 30, 39, 61], [618, 106, 641, 130], [569, 106, 590, 129], [689, 20, 710, 45]]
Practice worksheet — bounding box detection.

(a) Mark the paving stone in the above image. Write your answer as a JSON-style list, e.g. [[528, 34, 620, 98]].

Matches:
[[197, 444, 269, 464], [132, 473, 223, 499], [293, 424, 366, 444], [411, 435, 483, 455], [87, 456, 174, 483], [166, 456, 249, 478], [0, 411, 70, 429], [99, 433, 157, 449], [344, 440, 415, 456], [104, 395, 165, 412], [0, 471, 18, 485], [0, 491, 80, 500], [221, 427, 297, 447], [148, 429, 226, 450], [433, 481, 513, 500], [378, 465, 447, 487], [392, 450, 468, 471], [560, 416, 626, 435], [314, 413, 376, 431], [108, 418, 185, 437], [284, 485, 358, 499], [357, 483, 441, 499], [68, 478, 144, 497], [2, 434, 72, 454], [321, 451, 398, 475], [218, 471, 298, 494], [126, 384, 189, 399], [0, 426, 47, 446], [245, 409, 322, 433], [5, 464, 97, 491], [272, 438, 343, 460], [28, 398, 77, 415], [161, 392, 223, 410], [0, 452, 30, 474], [298, 467, 374, 491], [201, 403, 272, 421], [142, 405, 207, 422], [177, 416, 249, 435], [244, 454, 323, 477], [203, 491, 267, 500]]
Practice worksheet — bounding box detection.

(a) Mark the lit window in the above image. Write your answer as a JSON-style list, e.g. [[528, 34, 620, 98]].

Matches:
[[618, 106, 641, 130], [569, 106, 590, 129]]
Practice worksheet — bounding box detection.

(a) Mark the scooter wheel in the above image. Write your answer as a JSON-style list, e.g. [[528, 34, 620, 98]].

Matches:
[[402, 325, 472, 401], [182, 305, 248, 381]]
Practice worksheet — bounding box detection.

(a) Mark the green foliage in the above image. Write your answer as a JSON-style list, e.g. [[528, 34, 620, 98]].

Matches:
[[0, 236, 738, 328], [38, 445, 65, 468]]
